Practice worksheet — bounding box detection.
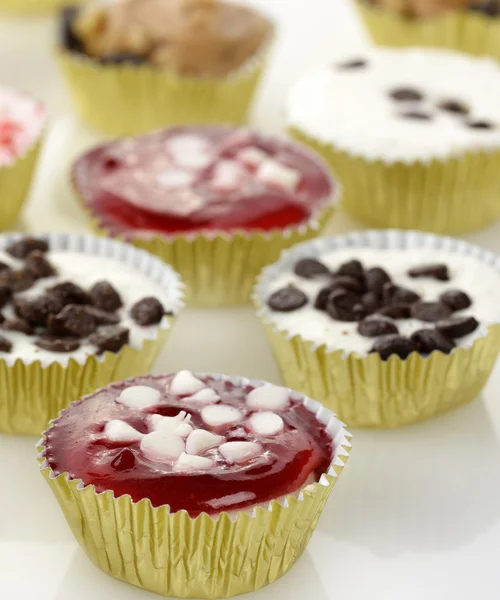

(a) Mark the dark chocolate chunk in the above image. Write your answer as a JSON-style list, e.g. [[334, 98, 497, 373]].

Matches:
[[411, 301, 453, 322], [438, 100, 469, 115], [436, 316, 479, 339], [60, 6, 84, 53], [0, 335, 12, 353], [35, 334, 81, 353], [439, 289, 472, 312], [99, 54, 146, 66], [411, 328, 455, 355], [13, 295, 63, 327], [399, 111, 433, 121], [5, 237, 49, 259], [325, 289, 359, 322], [2, 319, 34, 335], [0, 284, 12, 309], [337, 59, 367, 70], [353, 303, 368, 321], [89, 326, 130, 354], [390, 87, 424, 102], [48, 281, 91, 306], [383, 282, 421, 305], [336, 259, 365, 281], [84, 306, 120, 325], [130, 297, 167, 325], [24, 251, 57, 279], [467, 120, 495, 130], [0, 269, 35, 293], [378, 303, 411, 319], [90, 280, 123, 312], [361, 291, 380, 312], [293, 258, 330, 279], [111, 448, 136, 471], [358, 315, 398, 337], [329, 275, 364, 294], [314, 287, 332, 311], [0, 262, 10, 272], [365, 267, 391, 293], [371, 334, 418, 360], [408, 263, 450, 281], [47, 305, 98, 338]]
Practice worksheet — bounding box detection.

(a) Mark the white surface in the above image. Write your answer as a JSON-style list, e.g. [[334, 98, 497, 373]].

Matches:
[[0, 2, 500, 600]]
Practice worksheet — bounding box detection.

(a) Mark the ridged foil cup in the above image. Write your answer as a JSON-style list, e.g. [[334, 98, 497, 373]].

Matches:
[[356, 2, 500, 61], [0, 0, 85, 13], [289, 127, 500, 235], [0, 232, 184, 436], [56, 25, 274, 137], [38, 372, 352, 599], [253, 230, 500, 429]]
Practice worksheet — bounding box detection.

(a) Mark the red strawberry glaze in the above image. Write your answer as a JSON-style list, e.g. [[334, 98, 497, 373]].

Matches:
[[72, 127, 334, 237], [43, 374, 334, 516]]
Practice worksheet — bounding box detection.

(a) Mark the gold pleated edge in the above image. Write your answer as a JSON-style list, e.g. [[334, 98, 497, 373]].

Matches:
[[37, 371, 352, 522], [0, 0, 85, 14]]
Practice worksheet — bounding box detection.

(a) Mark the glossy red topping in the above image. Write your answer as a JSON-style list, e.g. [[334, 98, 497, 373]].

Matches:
[[43, 373, 334, 516], [72, 127, 334, 236]]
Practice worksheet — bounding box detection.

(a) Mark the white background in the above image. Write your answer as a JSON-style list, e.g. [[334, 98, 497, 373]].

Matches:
[[1, 1, 500, 599]]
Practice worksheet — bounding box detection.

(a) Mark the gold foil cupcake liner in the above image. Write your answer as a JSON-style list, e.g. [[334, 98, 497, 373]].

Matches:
[[57, 30, 274, 136], [0, 233, 184, 436], [253, 230, 500, 428], [356, 2, 500, 60], [0, 0, 84, 14], [290, 127, 500, 235], [38, 373, 352, 598]]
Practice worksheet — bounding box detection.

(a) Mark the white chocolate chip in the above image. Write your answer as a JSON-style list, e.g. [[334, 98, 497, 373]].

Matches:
[[210, 160, 246, 191], [246, 385, 289, 411], [150, 412, 192, 437], [257, 159, 301, 191], [167, 134, 213, 170], [170, 371, 206, 396], [237, 146, 268, 168], [185, 388, 220, 404], [248, 411, 284, 436], [201, 404, 242, 427], [104, 420, 144, 442], [117, 385, 161, 410], [140, 431, 185, 462], [219, 441, 262, 464], [186, 429, 224, 456], [174, 452, 214, 472], [157, 169, 195, 189]]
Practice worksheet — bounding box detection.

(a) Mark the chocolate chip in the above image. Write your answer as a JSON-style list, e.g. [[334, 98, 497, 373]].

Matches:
[[358, 315, 398, 337], [89, 326, 130, 354], [411, 301, 452, 322], [0, 269, 35, 293], [60, 6, 84, 53], [468, 120, 495, 130], [325, 289, 359, 322], [399, 111, 433, 121], [436, 316, 479, 339], [0, 262, 10, 272], [336, 260, 365, 281], [0, 335, 12, 353], [353, 303, 368, 321], [371, 334, 418, 360], [48, 281, 90, 306], [410, 329, 455, 355], [130, 297, 167, 325], [408, 264, 450, 281], [390, 87, 424, 102], [111, 448, 136, 471], [268, 286, 308, 312], [99, 54, 146, 66], [90, 281, 123, 312], [365, 267, 391, 294], [439, 289, 472, 312], [35, 334, 81, 353], [314, 287, 331, 311], [361, 291, 380, 312], [2, 319, 34, 335], [84, 306, 120, 325], [293, 258, 330, 279], [13, 295, 63, 327], [378, 303, 411, 319], [383, 282, 421, 305], [47, 305, 98, 338], [5, 237, 49, 259], [330, 275, 364, 294], [438, 100, 469, 115], [0, 284, 11, 309], [337, 59, 367, 69], [24, 251, 57, 279]]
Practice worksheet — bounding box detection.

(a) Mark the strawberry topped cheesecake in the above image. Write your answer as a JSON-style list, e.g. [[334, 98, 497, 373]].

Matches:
[[72, 126, 336, 305], [39, 371, 351, 597]]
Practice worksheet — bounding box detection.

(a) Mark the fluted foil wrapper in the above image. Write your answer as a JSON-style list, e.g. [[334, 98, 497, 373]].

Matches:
[[253, 230, 500, 428], [0, 0, 85, 13], [38, 373, 352, 598], [357, 2, 500, 61], [0, 232, 184, 435], [289, 127, 500, 235]]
